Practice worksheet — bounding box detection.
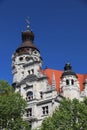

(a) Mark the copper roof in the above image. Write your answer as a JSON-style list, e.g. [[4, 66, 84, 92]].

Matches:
[[16, 30, 39, 52], [16, 41, 39, 52], [22, 31, 34, 42], [19, 41, 37, 49], [61, 63, 78, 78]]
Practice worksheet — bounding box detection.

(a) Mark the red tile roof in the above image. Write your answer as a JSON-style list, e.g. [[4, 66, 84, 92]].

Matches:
[[44, 68, 87, 92]]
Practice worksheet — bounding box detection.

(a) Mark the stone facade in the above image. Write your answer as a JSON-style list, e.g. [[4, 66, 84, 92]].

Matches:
[[12, 26, 87, 129]]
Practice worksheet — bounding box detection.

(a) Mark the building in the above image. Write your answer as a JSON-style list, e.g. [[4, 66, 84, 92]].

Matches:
[[12, 24, 87, 129]]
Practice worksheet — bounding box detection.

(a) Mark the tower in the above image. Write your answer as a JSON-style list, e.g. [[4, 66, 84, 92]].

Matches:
[[60, 63, 80, 100], [11, 20, 87, 129], [11, 22, 58, 129], [12, 24, 42, 85]]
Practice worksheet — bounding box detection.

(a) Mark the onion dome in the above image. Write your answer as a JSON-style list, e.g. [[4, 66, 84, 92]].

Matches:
[[22, 30, 34, 42], [16, 21, 39, 54], [61, 63, 78, 78]]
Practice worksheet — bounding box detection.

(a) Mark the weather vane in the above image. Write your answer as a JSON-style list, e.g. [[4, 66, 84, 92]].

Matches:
[[25, 16, 30, 30]]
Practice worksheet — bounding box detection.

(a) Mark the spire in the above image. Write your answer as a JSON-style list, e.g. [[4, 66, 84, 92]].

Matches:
[[25, 17, 31, 31], [64, 63, 72, 71], [21, 17, 34, 42], [52, 72, 56, 89], [16, 18, 39, 53]]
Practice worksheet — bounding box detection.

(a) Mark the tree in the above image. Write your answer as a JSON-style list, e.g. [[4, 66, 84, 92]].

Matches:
[[39, 97, 87, 130], [0, 80, 30, 130]]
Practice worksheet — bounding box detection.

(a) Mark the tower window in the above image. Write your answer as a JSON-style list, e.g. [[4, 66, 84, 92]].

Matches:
[[71, 79, 74, 85], [22, 71, 24, 74], [26, 91, 33, 101], [25, 56, 30, 61], [28, 69, 34, 74], [26, 108, 32, 117], [66, 79, 69, 85], [31, 69, 34, 74], [34, 50, 37, 54], [40, 91, 43, 99], [19, 57, 23, 61], [28, 70, 30, 74], [42, 106, 48, 115]]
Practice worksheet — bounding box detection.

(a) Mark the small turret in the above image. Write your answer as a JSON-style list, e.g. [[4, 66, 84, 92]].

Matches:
[[60, 63, 80, 100]]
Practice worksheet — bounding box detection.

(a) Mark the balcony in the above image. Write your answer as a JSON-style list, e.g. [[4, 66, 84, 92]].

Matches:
[[23, 115, 37, 121]]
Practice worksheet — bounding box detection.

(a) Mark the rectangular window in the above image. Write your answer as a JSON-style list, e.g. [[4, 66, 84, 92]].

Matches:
[[29, 121, 32, 129], [26, 108, 32, 117], [40, 91, 43, 99], [71, 79, 74, 85], [42, 106, 48, 115], [28, 70, 30, 75], [31, 69, 34, 74], [28, 69, 34, 74], [66, 79, 69, 85]]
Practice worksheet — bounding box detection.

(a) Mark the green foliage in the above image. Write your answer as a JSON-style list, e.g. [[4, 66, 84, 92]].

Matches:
[[0, 80, 13, 95], [0, 80, 30, 130], [39, 98, 87, 130]]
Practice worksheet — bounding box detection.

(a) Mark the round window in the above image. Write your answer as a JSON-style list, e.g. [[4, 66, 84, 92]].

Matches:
[[25, 57, 30, 61], [34, 51, 37, 54], [19, 57, 23, 61]]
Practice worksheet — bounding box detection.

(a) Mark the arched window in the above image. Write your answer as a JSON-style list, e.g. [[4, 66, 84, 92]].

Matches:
[[26, 91, 33, 101], [28, 69, 34, 75], [66, 79, 69, 85], [71, 79, 74, 85]]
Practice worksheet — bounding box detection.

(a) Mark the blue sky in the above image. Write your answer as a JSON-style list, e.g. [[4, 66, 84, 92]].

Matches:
[[0, 0, 87, 84]]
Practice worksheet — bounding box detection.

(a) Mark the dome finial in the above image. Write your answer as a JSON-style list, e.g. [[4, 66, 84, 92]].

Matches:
[[25, 16, 30, 31]]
